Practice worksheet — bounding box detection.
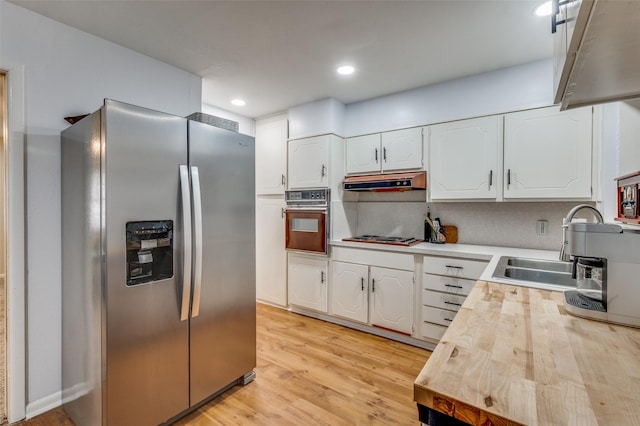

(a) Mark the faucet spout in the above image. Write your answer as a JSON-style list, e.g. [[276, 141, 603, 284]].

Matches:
[[560, 204, 604, 261]]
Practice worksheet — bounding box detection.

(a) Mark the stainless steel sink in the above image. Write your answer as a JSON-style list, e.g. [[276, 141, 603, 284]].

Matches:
[[506, 257, 573, 274], [492, 256, 576, 287]]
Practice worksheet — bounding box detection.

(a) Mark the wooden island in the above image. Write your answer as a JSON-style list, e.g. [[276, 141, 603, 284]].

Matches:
[[414, 281, 640, 425]]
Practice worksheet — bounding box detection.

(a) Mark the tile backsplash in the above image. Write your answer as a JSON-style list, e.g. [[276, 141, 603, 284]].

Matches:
[[356, 201, 597, 251]]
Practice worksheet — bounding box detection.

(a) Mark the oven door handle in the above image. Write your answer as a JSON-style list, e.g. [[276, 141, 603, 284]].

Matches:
[[284, 207, 328, 212]]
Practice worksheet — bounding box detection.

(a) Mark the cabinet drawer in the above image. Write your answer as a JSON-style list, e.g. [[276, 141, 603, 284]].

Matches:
[[423, 273, 476, 296], [422, 289, 466, 312], [421, 322, 447, 341], [422, 305, 456, 327], [423, 256, 488, 280]]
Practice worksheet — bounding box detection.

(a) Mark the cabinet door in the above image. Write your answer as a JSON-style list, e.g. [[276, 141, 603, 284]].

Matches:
[[287, 254, 328, 312], [345, 134, 381, 174], [429, 116, 502, 200], [369, 267, 413, 334], [381, 128, 423, 172], [330, 261, 368, 323], [256, 114, 287, 195], [288, 136, 329, 189], [552, 0, 569, 103], [256, 197, 287, 306], [504, 106, 592, 199]]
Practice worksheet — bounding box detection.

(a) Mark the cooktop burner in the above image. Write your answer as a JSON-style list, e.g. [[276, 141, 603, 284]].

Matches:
[[342, 235, 422, 246]]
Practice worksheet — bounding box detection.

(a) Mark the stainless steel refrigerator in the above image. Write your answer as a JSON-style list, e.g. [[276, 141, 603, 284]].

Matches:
[[61, 99, 256, 425]]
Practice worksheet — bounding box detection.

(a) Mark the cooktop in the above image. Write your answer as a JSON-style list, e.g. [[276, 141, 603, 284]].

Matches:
[[342, 235, 422, 246]]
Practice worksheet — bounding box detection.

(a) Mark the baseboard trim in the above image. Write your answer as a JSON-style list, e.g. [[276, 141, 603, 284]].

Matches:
[[288, 306, 436, 351], [25, 391, 61, 419]]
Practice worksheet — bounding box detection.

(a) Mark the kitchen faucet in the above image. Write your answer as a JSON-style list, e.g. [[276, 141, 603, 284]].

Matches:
[[559, 204, 604, 261]]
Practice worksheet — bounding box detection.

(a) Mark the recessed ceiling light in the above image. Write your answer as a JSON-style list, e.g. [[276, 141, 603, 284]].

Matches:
[[337, 65, 355, 75], [534, 1, 552, 17], [231, 99, 246, 107]]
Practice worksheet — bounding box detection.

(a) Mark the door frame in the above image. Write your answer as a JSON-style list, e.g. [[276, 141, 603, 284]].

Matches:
[[1, 61, 27, 423]]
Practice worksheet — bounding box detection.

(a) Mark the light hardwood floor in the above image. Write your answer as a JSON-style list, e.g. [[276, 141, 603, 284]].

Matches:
[[16, 303, 431, 425]]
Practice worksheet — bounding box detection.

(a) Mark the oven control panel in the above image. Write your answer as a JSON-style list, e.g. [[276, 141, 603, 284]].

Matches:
[[285, 189, 330, 205]]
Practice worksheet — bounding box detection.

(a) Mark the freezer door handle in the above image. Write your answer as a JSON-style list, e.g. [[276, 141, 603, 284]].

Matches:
[[179, 165, 193, 321], [190, 166, 203, 318]]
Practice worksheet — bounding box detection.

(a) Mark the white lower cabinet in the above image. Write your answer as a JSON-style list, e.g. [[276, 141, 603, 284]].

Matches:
[[421, 255, 488, 343], [331, 261, 369, 323], [370, 267, 414, 335], [256, 196, 287, 306], [421, 322, 448, 341], [288, 253, 328, 313], [330, 247, 415, 335]]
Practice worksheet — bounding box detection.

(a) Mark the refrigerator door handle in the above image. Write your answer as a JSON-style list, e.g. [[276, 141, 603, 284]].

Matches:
[[179, 165, 193, 321], [190, 166, 203, 318]]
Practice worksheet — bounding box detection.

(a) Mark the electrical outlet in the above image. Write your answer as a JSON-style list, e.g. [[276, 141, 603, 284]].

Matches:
[[536, 220, 548, 236]]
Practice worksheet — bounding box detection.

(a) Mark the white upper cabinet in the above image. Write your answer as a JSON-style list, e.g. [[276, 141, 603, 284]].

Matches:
[[504, 106, 592, 199], [345, 134, 381, 174], [381, 127, 423, 172], [256, 114, 287, 195], [345, 127, 423, 175], [429, 116, 502, 200], [427, 106, 594, 201], [288, 135, 330, 189], [288, 134, 345, 195]]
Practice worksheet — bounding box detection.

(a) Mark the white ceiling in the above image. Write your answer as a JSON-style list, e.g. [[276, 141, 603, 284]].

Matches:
[[9, 0, 553, 119]]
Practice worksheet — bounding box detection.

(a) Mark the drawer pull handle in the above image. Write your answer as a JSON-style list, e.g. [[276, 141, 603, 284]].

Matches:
[[445, 265, 463, 270], [444, 318, 453, 322], [444, 284, 463, 289], [361, 277, 365, 291], [444, 301, 462, 307], [372, 278, 375, 292]]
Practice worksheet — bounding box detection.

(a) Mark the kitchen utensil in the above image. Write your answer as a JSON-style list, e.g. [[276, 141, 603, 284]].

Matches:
[[433, 218, 446, 243]]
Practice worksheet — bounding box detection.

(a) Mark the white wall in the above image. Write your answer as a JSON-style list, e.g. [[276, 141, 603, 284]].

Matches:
[[288, 98, 346, 139], [356, 201, 594, 251], [345, 59, 553, 136], [599, 103, 621, 221], [0, 0, 201, 417], [201, 103, 256, 136]]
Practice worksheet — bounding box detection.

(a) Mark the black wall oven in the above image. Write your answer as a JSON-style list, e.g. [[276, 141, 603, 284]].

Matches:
[[285, 189, 330, 255]]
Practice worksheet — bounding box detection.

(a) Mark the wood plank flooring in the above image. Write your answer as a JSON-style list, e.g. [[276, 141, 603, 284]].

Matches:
[[16, 303, 431, 425]]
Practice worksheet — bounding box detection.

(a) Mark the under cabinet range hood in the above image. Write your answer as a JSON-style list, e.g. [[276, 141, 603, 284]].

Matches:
[[342, 171, 426, 192]]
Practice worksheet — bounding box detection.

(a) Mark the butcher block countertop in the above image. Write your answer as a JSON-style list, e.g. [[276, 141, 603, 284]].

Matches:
[[414, 281, 640, 426]]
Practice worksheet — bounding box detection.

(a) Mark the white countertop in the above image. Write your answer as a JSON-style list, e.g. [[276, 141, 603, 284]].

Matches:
[[330, 239, 571, 292]]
